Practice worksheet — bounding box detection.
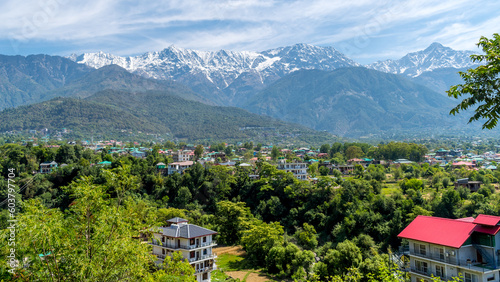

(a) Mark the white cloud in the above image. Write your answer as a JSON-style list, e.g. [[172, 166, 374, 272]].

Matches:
[[0, 0, 499, 62]]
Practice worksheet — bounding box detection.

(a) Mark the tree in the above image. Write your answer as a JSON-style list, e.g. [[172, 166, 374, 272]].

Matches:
[[271, 146, 281, 160], [146, 251, 196, 282], [345, 146, 364, 160], [215, 201, 252, 245], [8, 176, 153, 281], [448, 34, 500, 129], [295, 223, 318, 250], [194, 145, 204, 160], [241, 221, 284, 265]]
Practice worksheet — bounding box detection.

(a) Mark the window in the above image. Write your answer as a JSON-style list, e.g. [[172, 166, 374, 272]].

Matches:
[[415, 260, 428, 273], [435, 265, 444, 278], [438, 248, 444, 260], [190, 238, 195, 245], [203, 273, 208, 280], [161, 236, 165, 243], [203, 236, 207, 243], [414, 243, 427, 255], [465, 272, 477, 282], [190, 251, 195, 258], [162, 248, 165, 255], [203, 249, 207, 255]]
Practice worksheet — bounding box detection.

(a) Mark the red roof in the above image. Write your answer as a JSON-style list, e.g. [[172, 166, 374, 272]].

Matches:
[[398, 215, 476, 248], [473, 214, 500, 226], [473, 225, 500, 235]]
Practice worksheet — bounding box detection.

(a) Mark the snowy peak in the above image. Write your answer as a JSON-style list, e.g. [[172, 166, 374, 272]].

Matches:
[[367, 42, 477, 77], [68, 44, 359, 92]]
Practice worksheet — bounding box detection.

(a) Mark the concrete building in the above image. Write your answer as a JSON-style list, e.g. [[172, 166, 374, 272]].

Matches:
[[398, 214, 500, 282], [150, 217, 217, 281]]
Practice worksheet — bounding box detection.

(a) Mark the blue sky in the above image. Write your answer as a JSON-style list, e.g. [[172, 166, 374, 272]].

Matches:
[[0, 0, 498, 64]]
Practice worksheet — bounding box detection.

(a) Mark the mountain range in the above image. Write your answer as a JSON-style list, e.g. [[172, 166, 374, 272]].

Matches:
[[70, 42, 478, 103], [0, 42, 486, 139], [244, 67, 466, 137]]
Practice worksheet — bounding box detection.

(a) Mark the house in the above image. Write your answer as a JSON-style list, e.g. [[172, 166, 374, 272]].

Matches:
[[276, 159, 308, 180], [398, 214, 500, 282], [131, 150, 146, 158], [156, 162, 167, 175], [150, 217, 217, 282], [337, 164, 354, 174], [40, 161, 58, 174], [168, 161, 194, 175], [455, 178, 482, 192], [453, 161, 475, 169], [173, 150, 193, 162]]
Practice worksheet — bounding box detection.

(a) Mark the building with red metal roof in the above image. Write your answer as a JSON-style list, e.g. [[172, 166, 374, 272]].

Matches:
[[398, 214, 500, 282]]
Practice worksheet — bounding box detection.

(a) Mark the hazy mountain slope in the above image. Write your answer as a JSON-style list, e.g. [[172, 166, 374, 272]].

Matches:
[[0, 54, 91, 109], [39, 64, 210, 104], [244, 67, 462, 137]]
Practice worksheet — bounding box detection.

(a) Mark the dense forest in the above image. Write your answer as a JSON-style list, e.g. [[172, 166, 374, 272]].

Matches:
[[1, 139, 499, 281]]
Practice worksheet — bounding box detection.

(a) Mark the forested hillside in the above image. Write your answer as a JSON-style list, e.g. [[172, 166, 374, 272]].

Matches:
[[2, 140, 499, 281]]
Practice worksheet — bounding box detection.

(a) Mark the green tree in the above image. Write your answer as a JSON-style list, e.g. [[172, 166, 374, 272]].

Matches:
[[146, 251, 196, 281], [271, 146, 281, 160], [7, 176, 153, 281], [295, 223, 318, 250], [241, 221, 284, 265], [215, 201, 252, 245], [194, 144, 204, 160], [345, 146, 364, 160], [448, 34, 500, 129]]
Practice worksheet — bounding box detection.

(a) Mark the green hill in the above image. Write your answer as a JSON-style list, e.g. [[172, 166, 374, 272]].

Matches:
[[244, 67, 466, 137], [0, 89, 336, 143], [0, 97, 163, 135], [85, 89, 329, 141]]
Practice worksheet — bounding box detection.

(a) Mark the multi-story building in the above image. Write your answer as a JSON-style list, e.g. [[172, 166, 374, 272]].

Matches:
[[150, 217, 217, 282], [398, 214, 500, 282], [167, 161, 194, 175], [40, 161, 58, 174], [173, 150, 194, 162], [276, 160, 308, 180]]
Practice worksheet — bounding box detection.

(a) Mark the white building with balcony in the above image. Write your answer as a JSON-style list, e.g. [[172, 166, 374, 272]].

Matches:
[[398, 214, 500, 282], [150, 217, 217, 282], [167, 161, 194, 175], [276, 160, 308, 180]]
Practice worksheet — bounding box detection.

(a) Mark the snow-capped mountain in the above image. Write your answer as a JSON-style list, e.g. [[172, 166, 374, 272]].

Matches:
[[69, 44, 359, 105], [367, 42, 477, 77]]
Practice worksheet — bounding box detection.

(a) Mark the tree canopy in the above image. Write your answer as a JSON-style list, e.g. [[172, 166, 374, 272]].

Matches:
[[448, 33, 500, 129]]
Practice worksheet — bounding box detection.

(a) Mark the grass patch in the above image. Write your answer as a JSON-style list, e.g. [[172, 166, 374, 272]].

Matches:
[[217, 253, 254, 271], [381, 183, 400, 195]]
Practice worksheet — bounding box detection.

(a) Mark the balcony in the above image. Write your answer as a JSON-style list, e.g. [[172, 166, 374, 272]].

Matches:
[[153, 252, 217, 263], [410, 267, 454, 281], [409, 250, 458, 265], [195, 266, 216, 273], [409, 250, 497, 273], [150, 240, 217, 250], [188, 253, 217, 263]]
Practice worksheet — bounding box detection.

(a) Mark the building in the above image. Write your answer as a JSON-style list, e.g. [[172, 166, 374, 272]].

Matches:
[[150, 217, 217, 282], [276, 160, 308, 180], [398, 214, 500, 282], [455, 178, 482, 192], [168, 161, 194, 175], [173, 150, 194, 162], [131, 150, 146, 158], [40, 161, 58, 174], [156, 162, 167, 175]]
